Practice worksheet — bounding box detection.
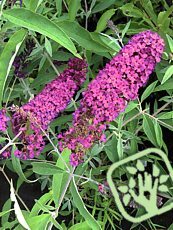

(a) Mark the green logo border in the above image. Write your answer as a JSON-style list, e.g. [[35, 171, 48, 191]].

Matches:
[[107, 148, 173, 223]]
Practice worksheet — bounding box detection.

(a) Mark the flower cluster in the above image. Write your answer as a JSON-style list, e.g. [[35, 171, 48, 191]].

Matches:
[[59, 30, 165, 166], [12, 58, 87, 159], [13, 39, 35, 78], [0, 109, 9, 132], [0, 148, 11, 160]]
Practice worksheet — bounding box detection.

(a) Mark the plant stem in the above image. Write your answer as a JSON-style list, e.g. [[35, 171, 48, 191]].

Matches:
[[63, 0, 68, 11], [20, 78, 34, 99], [0, 131, 22, 155], [44, 52, 60, 76], [5, 77, 17, 108], [38, 126, 70, 172], [31, 35, 60, 76], [0, 166, 30, 212], [84, 0, 88, 30]]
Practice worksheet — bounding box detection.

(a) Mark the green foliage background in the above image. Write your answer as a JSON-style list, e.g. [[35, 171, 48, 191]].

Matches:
[[0, 0, 173, 229]]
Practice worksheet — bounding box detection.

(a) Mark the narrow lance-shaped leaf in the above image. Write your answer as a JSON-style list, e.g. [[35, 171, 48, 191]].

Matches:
[[71, 178, 101, 230], [96, 9, 115, 32], [55, 0, 63, 16], [141, 80, 158, 102], [166, 34, 173, 53], [56, 21, 113, 53], [3, 8, 79, 57], [29, 0, 44, 11], [161, 65, 173, 84], [92, 0, 116, 13], [68, 221, 91, 230], [0, 209, 14, 218], [143, 115, 158, 147], [30, 192, 52, 217], [121, 20, 131, 38], [27, 214, 51, 230], [1, 198, 12, 225], [10, 180, 30, 230], [31, 162, 65, 175], [52, 148, 71, 207], [0, 29, 27, 107], [11, 146, 37, 183], [154, 120, 163, 148], [68, 0, 81, 21]]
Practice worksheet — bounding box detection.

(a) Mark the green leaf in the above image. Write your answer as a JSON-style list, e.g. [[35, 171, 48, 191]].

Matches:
[[71, 178, 101, 230], [129, 177, 136, 189], [124, 101, 138, 113], [91, 32, 121, 54], [1, 199, 12, 225], [27, 214, 51, 230], [50, 114, 72, 128], [161, 65, 173, 84], [118, 185, 128, 193], [68, 221, 91, 230], [45, 37, 52, 57], [141, 80, 158, 102], [120, 3, 143, 18], [158, 111, 173, 119], [92, 0, 116, 13], [56, 21, 112, 52], [31, 162, 64, 175], [0, 220, 18, 230], [117, 136, 123, 160], [69, 0, 81, 21], [55, 0, 63, 16], [154, 120, 163, 148], [30, 192, 52, 217], [104, 136, 119, 162], [90, 144, 103, 156], [3, 8, 79, 57], [123, 194, 131, 206], [52, 148, 71, 207], [166, 34, 173, 53], [0, 209, 13, 218], [29, 0, 44, 11], [154, 78, 173, 92], [96, 9, 115, 32], [168, 223, 173, 230], [143, 115, 158, 147], [157, 6, 173, 32], [159, 175, 169, 184], [140, 0, 157, 24], [126, 166, 137, 175], [136, 160, 145, 172], [158, 185, 169, 192], [153, 164, 160, 177], [121, 20, 131, 38], [0, 29, 26, 107], [10, 181, 30, 230], [50, 217, 63, 230], [11, 147, 36, 183]]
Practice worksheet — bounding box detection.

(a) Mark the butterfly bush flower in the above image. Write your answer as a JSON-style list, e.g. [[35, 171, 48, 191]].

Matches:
[[0, 109, 9, 132], [13, 39, 35, 78], [59, 30, 165, 166], [12, 58, 87, 159]]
